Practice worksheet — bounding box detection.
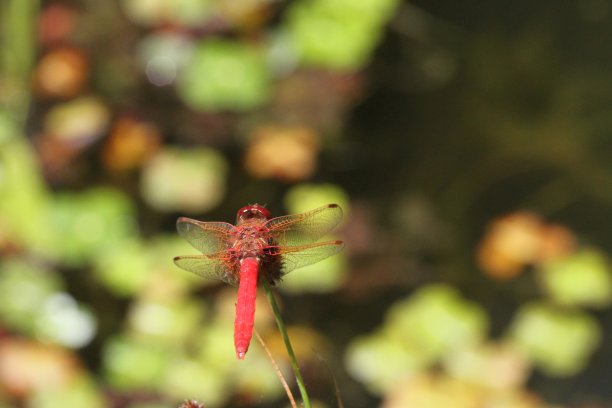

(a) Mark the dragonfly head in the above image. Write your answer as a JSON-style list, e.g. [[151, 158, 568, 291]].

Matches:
[[236, 204, 271, 224]]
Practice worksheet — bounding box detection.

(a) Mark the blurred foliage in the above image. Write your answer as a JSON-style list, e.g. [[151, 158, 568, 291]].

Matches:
[[1, 0, 612, 407], [49, 187, 137, 265], [346, 284, 489, 394], [140, 147, 228, 213], [178, 40, 271, 111], [0, 260, 63, 335], [538, 249, 612, 307], [508, 302, 601, 377], [287, 0, 400, 69]]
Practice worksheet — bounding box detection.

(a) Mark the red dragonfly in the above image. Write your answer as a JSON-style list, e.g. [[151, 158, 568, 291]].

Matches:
[[174, 204, 344, 359]]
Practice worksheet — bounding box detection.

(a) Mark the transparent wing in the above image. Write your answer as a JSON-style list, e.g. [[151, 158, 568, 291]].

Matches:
[[176, 217, 237, 254], [265, 204, 343, 247], [271, 240, 344, 275], [173, 253, 239, 286]]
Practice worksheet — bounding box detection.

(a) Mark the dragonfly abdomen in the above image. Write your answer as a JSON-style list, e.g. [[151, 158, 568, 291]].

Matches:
[[234, 257, 258, 359]]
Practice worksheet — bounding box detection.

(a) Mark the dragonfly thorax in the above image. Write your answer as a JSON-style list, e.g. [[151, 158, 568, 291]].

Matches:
[[233, 225, 268, 260], [236, 224, 264, 239]]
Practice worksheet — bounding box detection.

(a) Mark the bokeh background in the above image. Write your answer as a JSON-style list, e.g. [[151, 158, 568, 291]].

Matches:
[[2, 0, 612, 407]]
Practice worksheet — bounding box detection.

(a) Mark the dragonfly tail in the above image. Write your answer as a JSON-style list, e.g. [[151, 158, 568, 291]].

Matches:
[[234, 257, 258, 359]]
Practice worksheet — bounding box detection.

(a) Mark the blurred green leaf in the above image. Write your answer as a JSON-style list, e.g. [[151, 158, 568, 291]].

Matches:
[[0, 259, 63, 335], [538, 249, 612, 308], [93, 239, 153, 297], [508, 302, 601, 376], [385, 284, 489, 362], [345, 284, 489, 394], [317, 0, 400, 21], [103, 336, 173, 389], [95, 234, 204, 298], [178, 39, 271, 111], [163, 355, 230, 407], [286, 0, 396, 70], [288, 14, 375, 71], [28, 375, 105, 408], [345, 333, 427, 394], [128, 297, 206, 346], [48, 187, 137, 266], [127, 404, 169, 408], [195, 322, 236, 372], [233, 350, 284, 401], [0, 110, 18, 143], [166, 0, 213, 27], [140, 147, 228, 213], [442, 342, 530, 390], [122, 0, 213, 27], [0, 134, 51, 255]]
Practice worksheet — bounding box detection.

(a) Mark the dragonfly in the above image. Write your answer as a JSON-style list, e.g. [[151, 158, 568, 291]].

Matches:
[[174, 204, 344, 359]]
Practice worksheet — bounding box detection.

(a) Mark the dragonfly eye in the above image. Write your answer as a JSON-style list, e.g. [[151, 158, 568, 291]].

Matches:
[[236, 204, 271, 223]]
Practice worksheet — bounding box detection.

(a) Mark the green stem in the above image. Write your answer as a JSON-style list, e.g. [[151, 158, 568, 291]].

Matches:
[[1, 0, 40, 121], [263, 283, 311, 408]]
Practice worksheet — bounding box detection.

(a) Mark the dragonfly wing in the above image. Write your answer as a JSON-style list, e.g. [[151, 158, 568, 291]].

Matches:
[[176, 217, 237, 254], [174, 253, 239, 286], [271, 240, 344, 275], [264, 204, 343, 247]]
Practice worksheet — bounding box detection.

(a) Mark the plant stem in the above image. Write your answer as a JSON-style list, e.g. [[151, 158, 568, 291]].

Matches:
[[254, 329, 297, 408], [1, 0, 40, 121], [263, 283, 311, 408]]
